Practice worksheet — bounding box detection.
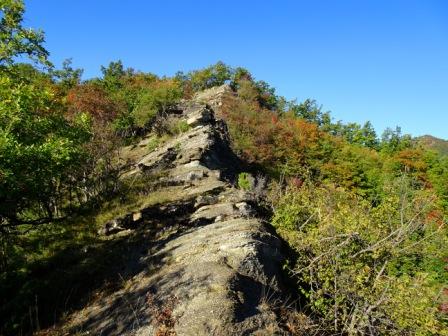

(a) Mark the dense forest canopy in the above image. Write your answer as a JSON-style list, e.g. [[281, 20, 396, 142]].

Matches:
[[0, 1, 447, 335]]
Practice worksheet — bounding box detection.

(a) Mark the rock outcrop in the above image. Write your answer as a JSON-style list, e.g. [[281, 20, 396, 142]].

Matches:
[[65, 86, 289, 335]]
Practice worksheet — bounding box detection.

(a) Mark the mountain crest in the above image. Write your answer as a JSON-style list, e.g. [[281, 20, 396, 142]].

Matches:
[[63, 86, 288, 335]]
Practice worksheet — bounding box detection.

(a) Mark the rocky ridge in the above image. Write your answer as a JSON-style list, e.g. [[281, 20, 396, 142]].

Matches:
[[65, 86, 289, 335]]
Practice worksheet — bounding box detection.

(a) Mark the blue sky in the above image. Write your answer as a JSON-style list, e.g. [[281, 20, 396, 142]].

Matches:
[[24, 0, 448, 139]]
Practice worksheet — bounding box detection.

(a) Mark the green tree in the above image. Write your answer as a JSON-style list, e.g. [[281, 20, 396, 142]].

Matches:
[[0, 0, 91, 230], [337, 121, 379, 149], [188, 61, 233, 91], [8, 62, 52, 85], [253, 80, 278, 110], [230, 66, 252, 89], [358, 121, 379, 149], [290, 98, 331, 127], [425, 151, 448, 213], [100, 60, 126, 93], [52, 58, 83, 90], [132, 80, 182, 128], [0, 0, 50, 69], [0, 76, 91, 229], [381, 126, 412, 153]]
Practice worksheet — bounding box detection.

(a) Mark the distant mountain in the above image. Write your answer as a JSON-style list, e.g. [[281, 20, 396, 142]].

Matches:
[[416, 135, 448, 156]]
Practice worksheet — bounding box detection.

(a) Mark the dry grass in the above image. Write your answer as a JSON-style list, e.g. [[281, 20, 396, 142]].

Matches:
[[257, 281, 316, 336], [147, 293, 178, 336]]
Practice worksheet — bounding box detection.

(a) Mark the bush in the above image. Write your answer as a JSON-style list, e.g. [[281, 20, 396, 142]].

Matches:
[[237, 172, 253, 190], [132, 80, 182, 128], [146, 134, 170, 152], [112, 112, 137, 137], [271, 178, 448, 335], [220, 92, 323, 177], [188, 61, 233, 92], [66, 83, 121, 124], [0, 77, 92, 231], [167, 119, 190, 135]]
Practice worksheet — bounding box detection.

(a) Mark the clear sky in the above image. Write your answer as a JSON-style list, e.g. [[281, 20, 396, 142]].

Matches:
[[24, 0, 448, 139]]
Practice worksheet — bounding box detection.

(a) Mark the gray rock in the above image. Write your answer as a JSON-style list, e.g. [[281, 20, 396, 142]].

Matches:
[[186, 170, 205, 181], [186, 106, 214, 127], [194, 194, 219, 208], [184, 160, 201, 168], [67, 87, 288, 336], [235, 201, 254, 217]]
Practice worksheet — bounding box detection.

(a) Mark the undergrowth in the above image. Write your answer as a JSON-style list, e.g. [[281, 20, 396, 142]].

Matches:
[[0, 169, 186, 335]]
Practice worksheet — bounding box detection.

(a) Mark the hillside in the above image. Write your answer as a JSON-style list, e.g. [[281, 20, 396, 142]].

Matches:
[[2, 76, 448, 335], [417, 134, 448, 156], [1, 3, 447, 334], [32, 87, 291, 335]]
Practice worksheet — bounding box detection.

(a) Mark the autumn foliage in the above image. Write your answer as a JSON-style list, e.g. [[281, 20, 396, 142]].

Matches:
[[66, 83, 120, 124], [220, 81, 323, 176]]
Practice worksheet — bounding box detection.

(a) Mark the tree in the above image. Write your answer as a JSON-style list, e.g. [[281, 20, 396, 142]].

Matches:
[[188, 61, 233, 91], [290, 99, 331, 127], [426, 151, 448, 212], [336, 121, 379, 149], [253, 80, 278, 110], [272, 179, 448, 335], [230, 66, 252, 90], [132, 79, 182, 128], [52, 58, 83, 90], [380, 126, 412, 153], [66, 82, 119, 125], [0, 0, 91, 231], [8, 62, 53, 85], [0, 0, 50, 69], [100, 60, 126, 93], [358, 121, 379, 149], [0, 76, 91, 230]]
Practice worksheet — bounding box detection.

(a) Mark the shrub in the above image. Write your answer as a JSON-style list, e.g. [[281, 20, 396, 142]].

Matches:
[[220, 93, 324, 177], [112, 112, 137, 137], [132, 80, 182, 128], [188, 61, 233, 92], [0, 77, 92, 231], [271, 178, 448, 335], [146, 134, 170, 152], [238, 172, 253, 190], [66, 83, 121, 124], [167, 119, 190, 135]]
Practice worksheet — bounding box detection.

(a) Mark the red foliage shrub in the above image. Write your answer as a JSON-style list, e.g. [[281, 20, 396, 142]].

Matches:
[[439, 302, 448, 314], [289, 177, 303, 188], [219, 92, 323, 176], [66, 83, 120, 124]]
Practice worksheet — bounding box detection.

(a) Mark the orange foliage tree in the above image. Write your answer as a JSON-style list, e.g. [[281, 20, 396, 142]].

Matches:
[[66, 83, 121, 124]]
